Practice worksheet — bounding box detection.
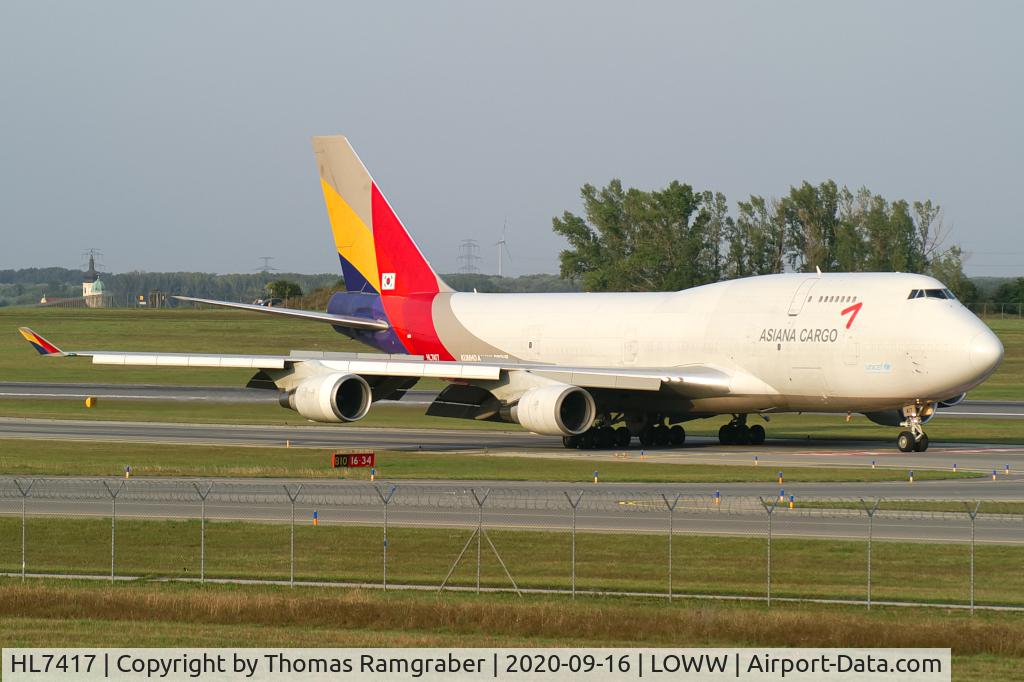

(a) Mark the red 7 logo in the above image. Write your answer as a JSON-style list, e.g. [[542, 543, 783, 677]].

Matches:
[[841, 301, 863, 329]]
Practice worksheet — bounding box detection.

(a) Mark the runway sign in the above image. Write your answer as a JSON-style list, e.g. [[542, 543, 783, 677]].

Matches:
[[332, 451, 375, 468]]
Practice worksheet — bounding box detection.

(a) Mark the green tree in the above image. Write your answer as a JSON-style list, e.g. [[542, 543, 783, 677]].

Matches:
[[727, 195, 786, 277], [992, 276, 1024, 305], [927, 246, 974, 301], [913, 199, 944, 270], [553, 179, 712, 291], [781, 180, 840, 272], [267, 280, 303, 299]]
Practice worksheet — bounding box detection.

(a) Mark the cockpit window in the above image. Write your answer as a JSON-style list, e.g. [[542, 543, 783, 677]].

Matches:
[[908, 288, 953, 300]]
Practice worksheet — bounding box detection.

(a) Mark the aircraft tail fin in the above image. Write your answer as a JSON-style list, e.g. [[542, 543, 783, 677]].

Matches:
[[18, 327, 63, 356], [312, 136, 451, 296]]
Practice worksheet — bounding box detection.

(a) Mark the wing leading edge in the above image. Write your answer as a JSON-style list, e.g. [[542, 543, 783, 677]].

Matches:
[[17, 328, 733, 396], [172, 296, 389, 331]]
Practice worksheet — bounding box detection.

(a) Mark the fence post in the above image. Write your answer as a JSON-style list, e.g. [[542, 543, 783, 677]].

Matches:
[[14, 479, 35, 582], [859, 498, 881, 609], [963, 501, 981, 614], [284, 484, 303, 587], [375, 484, 397, 591], [661, 494, 681, 601], [564, 490, 584, 599], [472, 488, 490, 594], [193, 482, 213, 583], [103, 480, 126, 583], [759, 496, 778, 606]]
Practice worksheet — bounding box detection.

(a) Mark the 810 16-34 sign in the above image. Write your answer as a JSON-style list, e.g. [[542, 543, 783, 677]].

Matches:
[[331, 451, 375, 468]]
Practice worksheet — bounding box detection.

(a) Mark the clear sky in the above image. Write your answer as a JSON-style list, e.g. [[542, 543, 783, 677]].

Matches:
[[1, 1, 1020, 277]]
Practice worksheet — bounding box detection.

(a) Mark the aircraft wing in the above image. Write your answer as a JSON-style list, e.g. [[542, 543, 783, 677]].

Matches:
[[172, 296, 389, 331], [18, 328, 733, 394]]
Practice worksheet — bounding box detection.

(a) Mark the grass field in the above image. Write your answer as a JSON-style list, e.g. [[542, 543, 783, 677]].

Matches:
[[0, 439, 980, 481], [1, 307, 1020, 399], [0, 517, 1020, 605], [1, 582, 1020, 680]]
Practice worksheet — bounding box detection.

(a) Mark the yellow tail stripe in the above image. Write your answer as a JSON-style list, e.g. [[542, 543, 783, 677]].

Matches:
[[320, 179, 379, 288]]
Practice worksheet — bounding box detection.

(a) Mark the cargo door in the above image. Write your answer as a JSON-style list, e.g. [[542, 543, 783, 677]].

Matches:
[[788, 278, 819, 316]]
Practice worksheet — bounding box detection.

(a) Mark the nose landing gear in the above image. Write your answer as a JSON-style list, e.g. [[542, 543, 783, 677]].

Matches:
[[896, 403, 931, 452]]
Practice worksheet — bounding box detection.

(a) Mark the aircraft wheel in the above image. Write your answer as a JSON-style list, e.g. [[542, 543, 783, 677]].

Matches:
[[897, 430, 915, 453], [749, 424, 766, 445], [734, 424, 751, 445], [654, 425, 671, 446], [562, 435, 580, 449], [913, 433, 929, 452], [614, 426, 632, 447], [718, 424, 733, 445], [579, 429, 597, 450], [669, 424, 686, 446], [639, 426, 656, 447], [597, 426, 615, 449]]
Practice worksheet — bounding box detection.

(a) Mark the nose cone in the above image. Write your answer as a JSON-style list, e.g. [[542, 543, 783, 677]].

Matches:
[[969, 329, 1004, 377]]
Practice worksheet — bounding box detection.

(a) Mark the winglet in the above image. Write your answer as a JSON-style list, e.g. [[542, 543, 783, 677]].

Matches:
[[18, 327, 63, 355]]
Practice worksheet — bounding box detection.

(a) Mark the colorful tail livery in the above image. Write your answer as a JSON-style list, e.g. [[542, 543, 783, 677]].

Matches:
[[314, 136, 455, 359], [18, 327, 62, 355]]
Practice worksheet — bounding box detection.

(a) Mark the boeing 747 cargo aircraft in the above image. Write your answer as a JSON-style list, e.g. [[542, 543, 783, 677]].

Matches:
[[19, 136, 1004, 452]]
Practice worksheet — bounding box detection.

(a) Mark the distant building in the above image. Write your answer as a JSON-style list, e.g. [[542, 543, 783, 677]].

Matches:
[[82, 253, 106, 308]]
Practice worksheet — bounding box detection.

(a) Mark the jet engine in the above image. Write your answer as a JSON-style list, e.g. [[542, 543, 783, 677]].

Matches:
[[938, 393, 967, 408], [283, 373, 372, 423], [863, 409, 935, 427], [510, 384, 596, 436]]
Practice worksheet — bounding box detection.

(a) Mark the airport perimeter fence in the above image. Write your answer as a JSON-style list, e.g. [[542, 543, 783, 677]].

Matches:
[[2, 478, 1024, 612]]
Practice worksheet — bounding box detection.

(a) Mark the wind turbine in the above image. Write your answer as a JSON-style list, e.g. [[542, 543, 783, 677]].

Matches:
[[496, 219, 512, 277]]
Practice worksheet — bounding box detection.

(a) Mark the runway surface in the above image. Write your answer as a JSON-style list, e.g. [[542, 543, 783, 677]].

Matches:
[[2, 415, 1024, 476], [1, 382, 1020, 417], [3, 475, 1023, 545]]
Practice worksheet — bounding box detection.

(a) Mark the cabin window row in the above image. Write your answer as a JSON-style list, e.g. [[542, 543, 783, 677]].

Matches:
[[816, 295, 858, 303]]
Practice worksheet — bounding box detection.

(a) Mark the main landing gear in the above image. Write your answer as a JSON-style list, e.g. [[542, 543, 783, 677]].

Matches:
[[561, 415, 686, 450], [717, 415, 766, 446], [896, 403, 930, 452]]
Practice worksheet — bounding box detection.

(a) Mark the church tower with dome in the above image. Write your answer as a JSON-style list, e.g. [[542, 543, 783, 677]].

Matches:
[[82, 252, 106, 308]]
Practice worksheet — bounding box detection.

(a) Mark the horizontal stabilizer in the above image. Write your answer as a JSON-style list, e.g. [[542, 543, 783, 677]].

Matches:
[[172, 296, 389, 331]]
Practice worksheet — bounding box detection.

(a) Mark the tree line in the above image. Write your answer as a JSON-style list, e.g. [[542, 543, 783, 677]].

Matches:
[[0, 268, 336, 307], [553, 179, 974, 299]]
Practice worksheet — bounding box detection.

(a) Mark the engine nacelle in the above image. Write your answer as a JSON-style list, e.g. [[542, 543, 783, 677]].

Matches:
[[938, 393, 967, 408], [285, 373, 372, 423], [864, 409, 935, 427], [510, 384, 596, 436]]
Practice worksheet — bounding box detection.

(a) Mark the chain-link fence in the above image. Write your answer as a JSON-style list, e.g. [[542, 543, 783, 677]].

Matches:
[[2, 477, 1023, 611], [964, 301, 1023, 318]]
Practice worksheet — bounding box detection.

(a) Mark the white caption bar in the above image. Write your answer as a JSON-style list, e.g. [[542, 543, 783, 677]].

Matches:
[[3, 648, 951, 681]]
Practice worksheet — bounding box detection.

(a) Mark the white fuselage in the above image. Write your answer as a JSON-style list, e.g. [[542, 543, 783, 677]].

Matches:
[[444, 272, 1003, 415]]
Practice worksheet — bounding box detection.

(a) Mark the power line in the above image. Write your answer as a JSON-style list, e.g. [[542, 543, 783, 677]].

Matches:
[[256, 256, 278, 274]]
